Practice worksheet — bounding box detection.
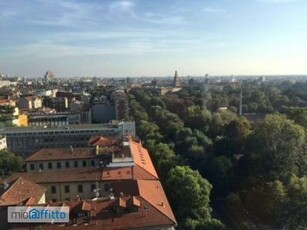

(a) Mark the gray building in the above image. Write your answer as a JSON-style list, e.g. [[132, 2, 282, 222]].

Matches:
[[91, 103, 116, 123], [0, 121, 135, 156]]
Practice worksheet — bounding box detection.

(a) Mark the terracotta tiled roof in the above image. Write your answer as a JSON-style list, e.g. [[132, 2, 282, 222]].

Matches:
[[133, 164, 159, 180], [4, 165, 158, 185], [126, 196, 141, 207], [88, 136, 120, 146], [129, 139, 158, 179], [3, 195, 176, 229], [102, 167, 133, 181], [137, 179, 177, 224], [5, 169, 103, 184], [25, 147, 96, 162], [0, 177, 46, 206], [0, 99, 10, 105], [111, 179, 177, 225]]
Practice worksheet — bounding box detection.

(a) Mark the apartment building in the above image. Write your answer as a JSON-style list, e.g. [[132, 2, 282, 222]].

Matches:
[[18, 96, 42, 110], [0, 121, 135, 156], [1, 136, 177, 229]]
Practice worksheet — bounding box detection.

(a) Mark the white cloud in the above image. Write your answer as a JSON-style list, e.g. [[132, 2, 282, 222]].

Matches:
[[256, 0, 301, 3], [202, 7, 225, 13]]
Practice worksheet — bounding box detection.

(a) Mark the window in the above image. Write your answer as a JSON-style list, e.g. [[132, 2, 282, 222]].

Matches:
[[82, 160, 87, 167], [78, 185, 83, 193], [48, 162, 53, 169], [91, 160, 95, 167], [65, 185, 70, 193], [104, 184, 110, 192], [74, 161, 78, 168], [65, 161, 70, 168], [130, 206, 138, 213], [51, 186, 56, 194], [30, 164, 35, 170], [91, 184, 96, 192], [39, 163, 44, 170], [57, 162, 61, 169]]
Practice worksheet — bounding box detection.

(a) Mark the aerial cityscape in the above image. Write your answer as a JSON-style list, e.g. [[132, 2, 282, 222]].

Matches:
[[0, 0, 307, 230]]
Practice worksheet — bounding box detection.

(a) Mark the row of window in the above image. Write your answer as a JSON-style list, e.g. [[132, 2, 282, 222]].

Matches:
[[30, 160, 96, 170], [50, 184, 110, 194], [6, 129, 115, 136]]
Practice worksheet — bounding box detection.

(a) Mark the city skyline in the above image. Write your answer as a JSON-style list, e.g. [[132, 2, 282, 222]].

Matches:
[[1, 0, 307, 77]]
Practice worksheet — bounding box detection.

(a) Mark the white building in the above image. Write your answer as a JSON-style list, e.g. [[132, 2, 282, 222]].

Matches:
[[0, 136, 7, 150]]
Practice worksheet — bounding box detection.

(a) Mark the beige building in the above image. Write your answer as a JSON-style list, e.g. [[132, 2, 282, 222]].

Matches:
[[2, 136, 177, 229], [18, 96, 43, 110]]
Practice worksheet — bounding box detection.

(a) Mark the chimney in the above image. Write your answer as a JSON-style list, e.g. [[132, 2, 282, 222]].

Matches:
[[3, 182, 9, 190]]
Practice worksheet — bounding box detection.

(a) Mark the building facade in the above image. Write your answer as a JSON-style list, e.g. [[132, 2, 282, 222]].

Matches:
[[0, 121, 135, 156]]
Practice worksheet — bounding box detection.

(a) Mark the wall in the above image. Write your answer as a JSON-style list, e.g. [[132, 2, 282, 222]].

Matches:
[[91, 103, 116, 123]]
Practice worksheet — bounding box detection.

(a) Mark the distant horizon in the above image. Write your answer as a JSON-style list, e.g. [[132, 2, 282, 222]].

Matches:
[[2, 72, 307, 79], [1, 0, 307, 77]]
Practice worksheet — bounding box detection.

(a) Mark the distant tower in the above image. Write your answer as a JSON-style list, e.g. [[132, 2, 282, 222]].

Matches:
[[173, 70, 180, 87], [44, 70, 54, 81], [239, 91, 243, 116]]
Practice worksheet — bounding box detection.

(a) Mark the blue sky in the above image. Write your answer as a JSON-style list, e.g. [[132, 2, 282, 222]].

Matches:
[[0, 0, 307, 77]]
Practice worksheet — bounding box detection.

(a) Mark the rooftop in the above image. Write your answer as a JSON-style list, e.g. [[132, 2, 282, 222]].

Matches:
[[0, 177, 46, 206], [0, 123, 118, 133], [4, 179, 177, 229], [25, 147, 96, 162]]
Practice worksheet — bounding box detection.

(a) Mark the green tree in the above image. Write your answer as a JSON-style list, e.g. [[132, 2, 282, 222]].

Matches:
[[166, 166, 220, 228], [0, 150, 24, 177], [207, 156, 235, 196], [241, 114, 306, 180]]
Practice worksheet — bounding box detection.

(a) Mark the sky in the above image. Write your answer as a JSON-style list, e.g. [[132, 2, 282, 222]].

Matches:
[[0, 0, 307, 77]]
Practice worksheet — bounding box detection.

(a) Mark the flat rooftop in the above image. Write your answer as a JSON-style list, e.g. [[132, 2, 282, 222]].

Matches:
[[0, 123, 119, 133]]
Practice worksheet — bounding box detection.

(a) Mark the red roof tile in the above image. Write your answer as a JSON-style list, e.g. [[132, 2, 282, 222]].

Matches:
[[25, 148, 96, 162], [0, 177, 46, 206], [5, 169, 103, 184], [137, 179, 176, 224], [129, 139, 158, 179], [88, 136, 120, 146]]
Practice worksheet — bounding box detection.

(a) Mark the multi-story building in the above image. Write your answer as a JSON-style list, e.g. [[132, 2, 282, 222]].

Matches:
[[91, 103, 116, 123], [18, 96, 43, 110], [0, 121, 135, 156], [1, 136, 177, 229], [113, 90, 129, 120], [44, 70, 55, 82], [42, 97, 68, 111], [173, 70, 180, 87], [28, 112, 67, 127]]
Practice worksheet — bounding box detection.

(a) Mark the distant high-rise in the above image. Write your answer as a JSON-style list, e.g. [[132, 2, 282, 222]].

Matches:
[[113, 90, 129, 120], [173, 70, 180, 87], [44, 70, 55, 81]]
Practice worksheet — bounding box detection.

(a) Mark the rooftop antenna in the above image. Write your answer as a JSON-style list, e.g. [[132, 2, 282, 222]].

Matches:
[[239, 81, 246, 116], [239, 90, 243, 116]]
